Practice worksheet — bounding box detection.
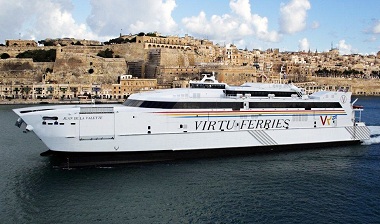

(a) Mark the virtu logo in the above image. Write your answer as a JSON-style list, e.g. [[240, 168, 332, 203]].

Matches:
[[320, 116, 335, 125]]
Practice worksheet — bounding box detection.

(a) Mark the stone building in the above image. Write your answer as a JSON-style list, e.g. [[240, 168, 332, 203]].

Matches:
[[112, 75, 157, 99], [213, 65, 261, 85], [135, 33, 203, 50], [6, 40, 37, 47]]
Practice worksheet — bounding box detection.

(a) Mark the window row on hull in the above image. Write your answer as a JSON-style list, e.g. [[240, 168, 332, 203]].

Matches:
[[124, 100, 243, 110], [224, 90, 298, 97], [123, 99, 342, 110], [249, 102, 342, 109]]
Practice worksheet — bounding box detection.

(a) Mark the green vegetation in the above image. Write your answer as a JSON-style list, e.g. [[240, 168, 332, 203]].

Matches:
[[38, 40, 55, 46], [21, 86, 32, 96], [104, 32, 161, 45], [371, 70, 380, 78], [97, 48, 114, 58], [104, 37, 136, 45], [314, 68, 379, 79], [16, 49, 56, 62], [146, 32, 158, 37], [1, 53, 10, 59]]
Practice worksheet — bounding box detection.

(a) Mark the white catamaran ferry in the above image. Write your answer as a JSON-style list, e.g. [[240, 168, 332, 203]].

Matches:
[[14, 74, 370, 167]]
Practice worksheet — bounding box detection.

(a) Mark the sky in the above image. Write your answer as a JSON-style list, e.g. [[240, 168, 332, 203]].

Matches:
[[1, 0, 380, 55]]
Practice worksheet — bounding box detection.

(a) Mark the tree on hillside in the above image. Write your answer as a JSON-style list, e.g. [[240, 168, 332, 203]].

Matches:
[[104, 36, 137, 45], [146, 32, 157, 37], [16, 49, 56, 62], [1, 53, 10, 59], [38, 40, 55, 46], [21, 86, 31, 99], [97, 48, 114, 58]]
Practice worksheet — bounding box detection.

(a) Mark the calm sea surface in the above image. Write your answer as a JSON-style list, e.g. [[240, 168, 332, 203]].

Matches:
[[1, 97, 380, 223]]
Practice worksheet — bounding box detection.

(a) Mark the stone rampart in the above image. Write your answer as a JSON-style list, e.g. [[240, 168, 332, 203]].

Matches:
[[313, 77, 380, 95], [109, 43, 147, 61], [61, 45, 104, 55], [160, 48, 196, 67], [0, 58, 35, 84], [0, 46, 56, 58], [52, 52, 127, 84]]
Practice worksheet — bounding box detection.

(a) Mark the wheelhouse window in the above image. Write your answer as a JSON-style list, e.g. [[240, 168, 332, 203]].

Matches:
[[123, 99, 242, 110], [224, 90, 298, 97], [249, 102, 342, 109], [190, 83, 226, 89]]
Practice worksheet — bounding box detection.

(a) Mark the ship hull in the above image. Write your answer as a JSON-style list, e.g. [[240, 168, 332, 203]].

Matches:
[[34, 124, 370, 153], [43, 140, 361, 168]]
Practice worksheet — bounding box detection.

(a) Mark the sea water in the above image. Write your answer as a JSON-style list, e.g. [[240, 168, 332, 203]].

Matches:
[[1, 97, 380, 223]]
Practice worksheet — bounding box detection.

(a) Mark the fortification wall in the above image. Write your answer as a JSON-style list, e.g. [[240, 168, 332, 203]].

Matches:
[[0, 46, 56, 58], [52, 52, 127, 84], [314, 77, 380, 95], [0, 58, 35, 84], [159, 48, 196, 67], [61, 45, 104, 55], [109, 43, 147, 61], [0, 58, 33, 71]]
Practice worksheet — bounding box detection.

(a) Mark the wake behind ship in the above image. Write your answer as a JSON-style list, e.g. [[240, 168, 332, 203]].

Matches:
[[13, 75, 370, 167]]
